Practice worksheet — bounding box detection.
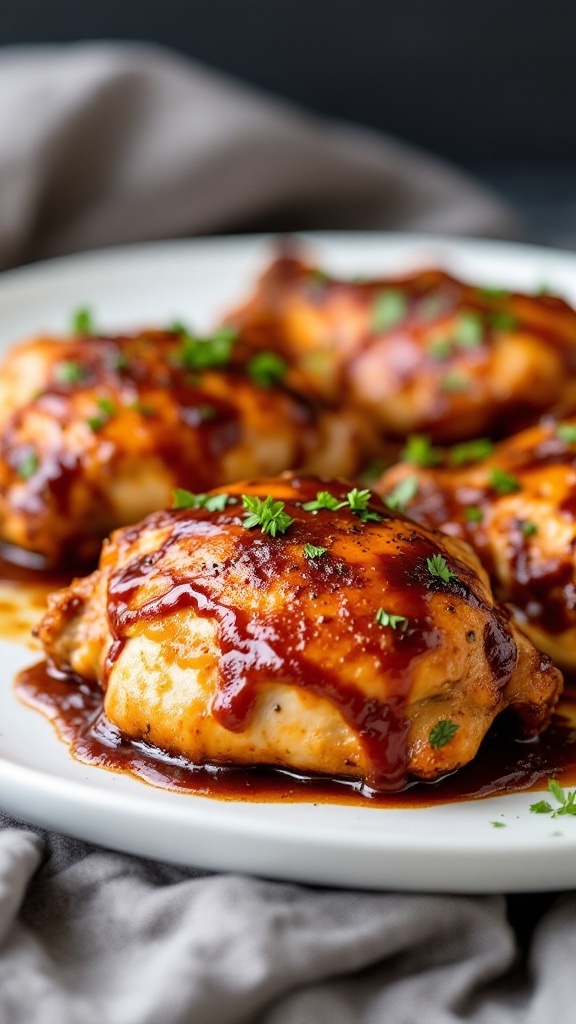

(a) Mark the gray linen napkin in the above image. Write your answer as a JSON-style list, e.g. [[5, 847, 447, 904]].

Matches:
[[0, 40, 566, 1024], [0, 41, 515, 270]]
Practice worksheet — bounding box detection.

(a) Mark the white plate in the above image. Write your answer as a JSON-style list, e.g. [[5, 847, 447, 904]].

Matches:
[[1, 232, 576, 894]]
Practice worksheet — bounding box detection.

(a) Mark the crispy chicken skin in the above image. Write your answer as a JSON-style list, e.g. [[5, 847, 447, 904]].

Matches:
[[36, 474, 561, 791], [0, 330, 368, 566], [375, 417, 576, 669], [227, 256, 576, 443]]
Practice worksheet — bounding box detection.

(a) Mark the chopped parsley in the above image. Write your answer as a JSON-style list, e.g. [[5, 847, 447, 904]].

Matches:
[[345, 487, 382, 522], [54, 360, 84, 385], [465, 505, 484, 524], [401, 434, 440, 468], [383, 476, 419, 513], [375, 607, 408, 630], [302, 491, 347, 513], [490, 821, 507, 828], [173, 325, 237, 371], [17, 451, 39, 480], [426, 553, 458, 583], [172, 489, 231, 512], [429, 720, 459, 749], [449, 438, 493, 465], [128, 400, 156, 417], [428, 337, 453, 360], [475, 286, 511, 301], [441, 371, 469, 393], [489, 467, 521, 495], [452, 310, 484, 349], [71, 307, 95, 335], [556, 423, 576, 444], [372, 289, 407, 331], [520, 520, 537, 538], [489, 311, 518, 331], [242, 494, 294, 537], [530, 779, 576, 817], [303, 543, 328, 559], [247, 351, 288, 388], [86, 397, 116, 432]]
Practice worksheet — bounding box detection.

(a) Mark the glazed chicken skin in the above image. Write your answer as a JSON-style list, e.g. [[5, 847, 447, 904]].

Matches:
[[228, 255, 576, 443], [0, 328, 368, 566], [376, 418, 576, 670], [37, 474, 561, 792]]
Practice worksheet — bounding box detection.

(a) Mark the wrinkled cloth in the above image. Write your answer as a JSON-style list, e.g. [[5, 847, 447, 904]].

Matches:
[[0, 41, 516, 270], [0, 40, 560, 1024]]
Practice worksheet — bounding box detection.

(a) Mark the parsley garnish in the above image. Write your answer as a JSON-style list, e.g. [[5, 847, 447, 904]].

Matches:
[[426, 554, 458, 583], [491, 821, 507, 828], [242, 495, 294, 537], [375, 607, 408, 630], [489, 311, 518, 331], [86, 397, 116, 432], [556, 423, 576, 444], [247, 351, 288, 388], [429, 720, 459, 749], [428, 337, 453, 360], [489, 467, 521, 495], [172, 489, 231, 512], [520, 520, 537, 538], [303, 543, 328, 559], [475, 286, 511, 301], [128, 400, 156, 417], [383, 476, 419, 513], [71, 307, 95, 335], [449, 438, 493, 465], [345, 487, 382, 522], [441, 372, 469, 393], [54, 360, 84, 385], [401, 434, 440, 467], [530, 779, 576, 817], [173, 324, 237, 370], [302, 491, 347, 513], [17, 452, 39, 480], [372, 289, 407, 331], [452, 311, 484, 349], [465, 506, 484, 524]]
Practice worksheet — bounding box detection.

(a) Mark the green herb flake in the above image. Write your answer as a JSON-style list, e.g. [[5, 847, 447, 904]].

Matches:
[[375, 607, 408, 630], [449, 438, 493, 465], [129, 400, 156, 417], [489, 467, 521, 495], [242, 494, 294, 537], [475, 286, 511, 301], [383, 476, 419, 513], [556, 423, 576, 444], [71, 307, 95, 335], [520, 520, 537, 538], [174, 325, 238, 371], [112, 351, 130, 372], [372, 289, 407, 332], [441, 372, 469, 394], [465, 505, 484, 524], [529, 779, 576, 818], [302, 491, 347, 513], [429, 719, 459, 749], [452, 311, 484, 349], [401, 434, 440, 468], [489, 311, 518, 331], [172, 489, 231, 512], [54, 360, 84, 385], [426, 553, 458, 583], [247, 351, 288, 389], [490, 821, 507, 828], [418, 295, 447, 321], [346, 487, 382, 522], [17, 452, 39, 480], [428, 337, 453, 360], [303, 543, 328, 560]]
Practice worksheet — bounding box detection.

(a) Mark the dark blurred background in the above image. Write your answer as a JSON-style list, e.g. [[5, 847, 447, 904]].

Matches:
[[4, 0, 575, 246]]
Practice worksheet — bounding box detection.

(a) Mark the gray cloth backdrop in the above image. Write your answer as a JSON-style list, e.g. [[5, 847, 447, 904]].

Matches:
[[0, 41, 570, 1024]]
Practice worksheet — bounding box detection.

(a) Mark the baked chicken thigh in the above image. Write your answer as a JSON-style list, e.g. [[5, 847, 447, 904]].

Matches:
[[228, 255, 576, 442], [376, 418, 576, 669], [37, 474, 561, 791], [0, 328, 367, 566]]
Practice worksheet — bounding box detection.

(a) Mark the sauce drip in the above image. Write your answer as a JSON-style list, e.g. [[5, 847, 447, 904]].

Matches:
[[16, 660, 576, 807]]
